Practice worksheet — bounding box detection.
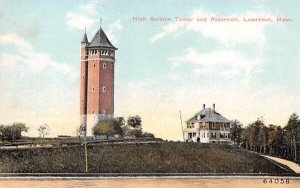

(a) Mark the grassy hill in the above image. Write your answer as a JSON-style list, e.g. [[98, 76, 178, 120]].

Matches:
[[0, 142, 291, 173]]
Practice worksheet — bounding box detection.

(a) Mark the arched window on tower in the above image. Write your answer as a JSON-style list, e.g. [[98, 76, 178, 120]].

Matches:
[[103, 63, 106, 69], [102, 86, 106, 93]]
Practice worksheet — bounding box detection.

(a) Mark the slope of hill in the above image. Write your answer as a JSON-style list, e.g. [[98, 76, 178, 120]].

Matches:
[[0, 142, 292, 173]]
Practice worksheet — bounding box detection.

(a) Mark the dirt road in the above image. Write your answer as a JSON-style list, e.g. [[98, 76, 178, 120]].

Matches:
[[262, 155, 300, 173]]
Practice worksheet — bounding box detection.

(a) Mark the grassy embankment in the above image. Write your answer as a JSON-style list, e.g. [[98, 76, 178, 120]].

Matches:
[[0, 142, 291, 173]]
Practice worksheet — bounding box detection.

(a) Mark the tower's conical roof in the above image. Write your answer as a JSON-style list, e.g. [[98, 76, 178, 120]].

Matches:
[[89, 28, 117, 49], [81, 32, 89, 43]]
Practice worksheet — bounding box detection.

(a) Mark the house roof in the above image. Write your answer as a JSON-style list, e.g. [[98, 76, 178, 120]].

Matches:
[[186, 107, 230, 123], [88, 28, 117, 49]]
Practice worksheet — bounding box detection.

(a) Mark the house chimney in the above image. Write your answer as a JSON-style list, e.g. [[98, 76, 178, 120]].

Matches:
[[213, 103, 215, 112], [203, 104, 205, 110]]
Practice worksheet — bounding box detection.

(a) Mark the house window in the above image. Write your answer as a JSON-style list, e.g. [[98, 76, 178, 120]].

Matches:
[[193, 133, 196, 137], [212, 132, 216, 139], [225, 133, 230, 139], [203, 132, 205, 138], [102, 109, 105, 114], [103, 63, 106, 69], [195, 116, 197, 120], [102, 86, 106, 92], [212, 123, 215, 129], [220, 133, 224, 138]]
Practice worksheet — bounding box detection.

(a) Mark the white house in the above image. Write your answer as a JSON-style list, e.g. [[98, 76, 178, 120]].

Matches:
[[184, 104, 232, 143]]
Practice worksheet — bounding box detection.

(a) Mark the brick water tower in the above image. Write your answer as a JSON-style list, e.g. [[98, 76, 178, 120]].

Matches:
[[80, 26, 117, 136]]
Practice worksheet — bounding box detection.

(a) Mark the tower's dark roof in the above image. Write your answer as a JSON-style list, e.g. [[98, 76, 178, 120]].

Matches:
[[88, 28, 117, 49], [81, 32, 89, 43]]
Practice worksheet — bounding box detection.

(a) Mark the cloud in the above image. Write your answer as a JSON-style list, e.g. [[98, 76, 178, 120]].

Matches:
[[66, 12, 97, 30], [106, 19, 123, 44], [79, 0, 99, 15], [0, 33, 32, 50], [66, 0, 101, 30], [0, 33, 77, 80], [168, 48, 261, 80], [150, 9, 274, 46]]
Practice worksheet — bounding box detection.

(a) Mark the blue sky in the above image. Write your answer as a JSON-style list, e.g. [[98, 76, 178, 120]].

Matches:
[[0, 0, 299, 140]]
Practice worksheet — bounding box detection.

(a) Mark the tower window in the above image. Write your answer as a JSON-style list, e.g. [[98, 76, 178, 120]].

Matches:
[[111, 64, 113, 69], [103, 63, 106, 69], [82, 76, 84, 80], [93, 64, 95, 68], [92, 87, 95, 92], [102, 86, 106, 92]]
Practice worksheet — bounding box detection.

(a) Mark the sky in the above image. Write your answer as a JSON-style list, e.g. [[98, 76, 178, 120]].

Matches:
[[0, 0, 299, 140]]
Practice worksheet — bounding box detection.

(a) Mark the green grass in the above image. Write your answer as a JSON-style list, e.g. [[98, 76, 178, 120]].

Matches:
[[0, 142, 290, 173]]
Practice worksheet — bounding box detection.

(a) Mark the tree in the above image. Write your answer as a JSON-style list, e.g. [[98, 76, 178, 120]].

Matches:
[[258, 125, 268, 153], [0, 123, 28, 141], [248, 119, 264, 151], [76, 124, 85, 140], [92, 120, 119, 139], [267, 124, 277, 155], [113, 117, 125, 136], [230, 120, 243, 145], [284, 113, 300, 161], [38, 124, 51, 138], [0, 124, 5, 142], [142, 132, 155, 138], [127, 115, 142, 129], [125, 115, 143, 138], [127, 129, 142, 138], [11, 122, 28, 140]]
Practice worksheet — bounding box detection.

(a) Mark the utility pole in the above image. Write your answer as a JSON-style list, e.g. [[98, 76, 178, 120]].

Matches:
[[179, 110, 184, 141], [82, 123, 88, 173]]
